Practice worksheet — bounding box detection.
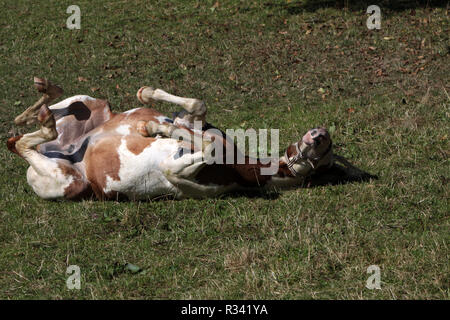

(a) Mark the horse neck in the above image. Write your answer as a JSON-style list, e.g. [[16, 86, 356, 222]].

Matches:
[[230, 155, 303, 188]]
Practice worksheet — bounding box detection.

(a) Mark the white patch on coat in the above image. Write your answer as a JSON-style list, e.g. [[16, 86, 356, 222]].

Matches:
[[103, 106, 112, 121], [103, 138, 180, 199], [49, 95, 96, 110], [116, 124, 131, 136], [26, 155, 74, 199], [123, 108, 140, 116]]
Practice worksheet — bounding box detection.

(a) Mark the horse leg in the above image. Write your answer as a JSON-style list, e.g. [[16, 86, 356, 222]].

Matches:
[[10, 105, 89, 200], [14, 77, 63, 126], [136, 86, 207, 127]]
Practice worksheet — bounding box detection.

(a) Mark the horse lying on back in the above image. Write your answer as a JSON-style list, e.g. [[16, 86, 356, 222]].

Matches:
[[7, 77, 335, 201]]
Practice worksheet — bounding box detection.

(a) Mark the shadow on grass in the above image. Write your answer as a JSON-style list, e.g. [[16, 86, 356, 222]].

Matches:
[[223, 154, 378, 200], [305, 154, 378, 187], [264, 0, 448, 13]]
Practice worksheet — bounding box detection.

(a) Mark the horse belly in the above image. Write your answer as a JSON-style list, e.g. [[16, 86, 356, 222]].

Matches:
[[113, 169, 176, 200], [102, 137, 181, 200]]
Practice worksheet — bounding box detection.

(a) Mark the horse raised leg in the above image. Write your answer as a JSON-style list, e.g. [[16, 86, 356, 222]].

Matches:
[[137, 86, 207, 127], [9, 79, 90, 200], [14, 77, 63, 126], [136, 86, 212, 152]]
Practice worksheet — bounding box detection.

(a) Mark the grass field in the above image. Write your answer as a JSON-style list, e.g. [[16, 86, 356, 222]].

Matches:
[[0, 0, 448, 299]]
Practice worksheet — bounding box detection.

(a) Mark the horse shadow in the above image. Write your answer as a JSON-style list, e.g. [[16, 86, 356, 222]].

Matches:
[[224, 154, 378, 200], [305, 154, 378, 187]]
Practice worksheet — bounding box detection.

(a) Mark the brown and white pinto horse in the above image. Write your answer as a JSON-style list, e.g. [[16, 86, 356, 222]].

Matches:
[[7, 78, 334, 200]]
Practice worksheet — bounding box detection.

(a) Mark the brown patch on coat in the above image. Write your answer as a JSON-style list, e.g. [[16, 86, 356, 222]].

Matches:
[[84, 135, 122, 200], [285, 143, 299, 159], [97, 108, 166, 135], [59, 164, 94, 200], [230, 161, 273, 187], [125, 135, 154, 155], [118, 107, 164, 122]]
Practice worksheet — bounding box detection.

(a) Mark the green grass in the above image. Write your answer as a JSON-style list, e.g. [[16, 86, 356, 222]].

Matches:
[[0, 0, 448, 299]]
